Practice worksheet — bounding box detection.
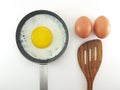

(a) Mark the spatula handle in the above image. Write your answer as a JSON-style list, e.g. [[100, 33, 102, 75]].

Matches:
[[87, 81, 93, 90]]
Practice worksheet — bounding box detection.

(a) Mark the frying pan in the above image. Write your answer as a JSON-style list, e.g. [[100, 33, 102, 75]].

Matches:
[[16, 10, 69, 90]]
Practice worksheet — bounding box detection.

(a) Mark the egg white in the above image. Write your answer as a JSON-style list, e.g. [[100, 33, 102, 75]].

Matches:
[[20, 14, 66, 60]]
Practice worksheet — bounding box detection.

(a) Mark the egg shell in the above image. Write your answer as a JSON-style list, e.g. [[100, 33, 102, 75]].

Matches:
[[75, 16, 92, 38], [94, 16, 110, 38]]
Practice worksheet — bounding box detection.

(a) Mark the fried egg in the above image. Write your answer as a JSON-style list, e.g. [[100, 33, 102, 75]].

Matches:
[[20, 14, 67, 60]]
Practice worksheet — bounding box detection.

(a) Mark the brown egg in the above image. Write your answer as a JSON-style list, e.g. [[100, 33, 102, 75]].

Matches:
[[75, 16, 92, 38], [94, 16, 110, 38]]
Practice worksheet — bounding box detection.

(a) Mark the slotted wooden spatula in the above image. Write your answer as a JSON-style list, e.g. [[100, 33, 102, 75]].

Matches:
[[77, 39, 102, 90]]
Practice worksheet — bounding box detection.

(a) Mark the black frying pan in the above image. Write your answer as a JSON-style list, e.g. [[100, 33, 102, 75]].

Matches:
[[16, 10, 69, 90]]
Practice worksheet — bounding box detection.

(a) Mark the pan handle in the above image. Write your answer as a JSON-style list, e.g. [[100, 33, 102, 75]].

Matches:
[[40, 64, 48, 90]]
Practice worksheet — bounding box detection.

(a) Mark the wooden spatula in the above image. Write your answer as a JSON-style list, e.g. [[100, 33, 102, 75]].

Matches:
[[77, 39, 102, 90]]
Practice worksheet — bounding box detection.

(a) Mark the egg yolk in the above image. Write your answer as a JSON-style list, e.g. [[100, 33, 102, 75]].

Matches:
[[31, 26, 53, 48]]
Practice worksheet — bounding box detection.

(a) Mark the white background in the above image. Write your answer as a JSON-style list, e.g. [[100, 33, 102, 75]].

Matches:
[[0, 0, 120, 90]]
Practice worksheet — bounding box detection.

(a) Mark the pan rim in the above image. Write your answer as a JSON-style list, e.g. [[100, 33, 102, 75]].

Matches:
[[16, 10, 69, 64]]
